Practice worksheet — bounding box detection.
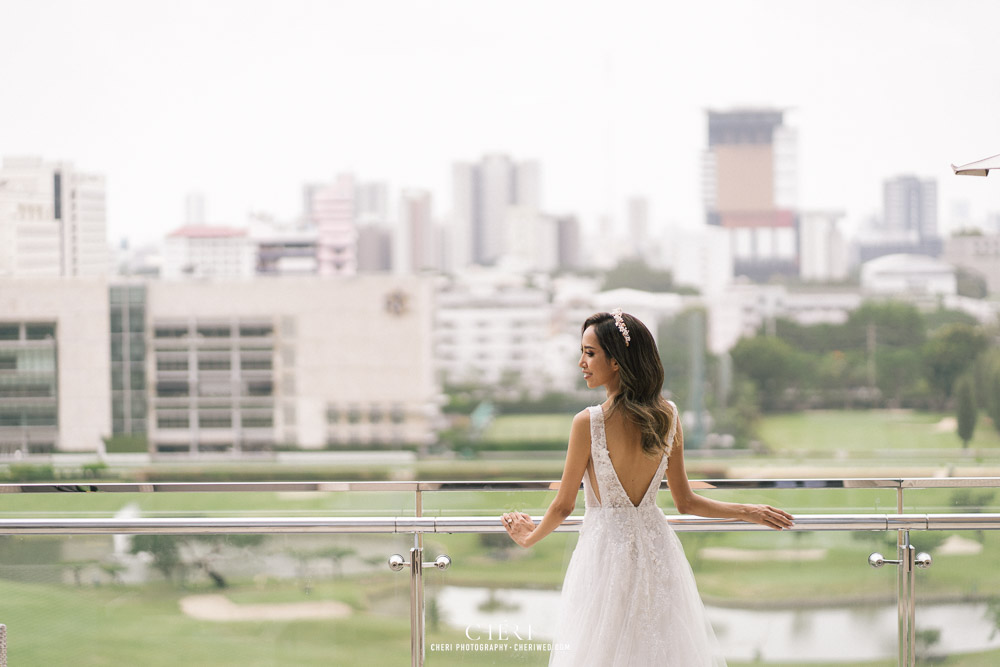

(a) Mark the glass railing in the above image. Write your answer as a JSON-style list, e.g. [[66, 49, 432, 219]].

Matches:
[[1, 479, 999, 666]]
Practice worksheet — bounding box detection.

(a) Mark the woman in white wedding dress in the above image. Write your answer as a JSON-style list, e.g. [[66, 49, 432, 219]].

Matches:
[[502, 310, 794, 666]]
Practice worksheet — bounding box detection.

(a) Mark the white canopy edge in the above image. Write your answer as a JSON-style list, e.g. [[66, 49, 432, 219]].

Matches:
[[952, 152, 1000, 176]]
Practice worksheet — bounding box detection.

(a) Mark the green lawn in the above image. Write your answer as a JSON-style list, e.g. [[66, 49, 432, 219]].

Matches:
[[758, 409, 1000, 455], [482, 414, 573, 443]]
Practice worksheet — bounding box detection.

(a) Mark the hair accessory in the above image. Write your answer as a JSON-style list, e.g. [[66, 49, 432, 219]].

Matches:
[[611, 308, 630, 346]]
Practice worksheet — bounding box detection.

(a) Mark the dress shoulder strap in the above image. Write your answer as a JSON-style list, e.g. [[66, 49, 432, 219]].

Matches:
[[665, 400, 679, 456], [588, 405, 606, 452]]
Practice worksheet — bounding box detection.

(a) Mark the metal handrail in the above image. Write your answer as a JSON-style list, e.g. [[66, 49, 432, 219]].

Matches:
[[2, 513, 1000, 535], [1, 476, 1000, 494]]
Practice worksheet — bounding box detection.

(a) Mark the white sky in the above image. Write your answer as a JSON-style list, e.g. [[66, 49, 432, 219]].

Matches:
[[3, 0, 1000, 246]]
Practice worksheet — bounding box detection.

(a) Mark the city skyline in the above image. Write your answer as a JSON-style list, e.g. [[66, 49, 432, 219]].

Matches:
[[3, 0, 1000, 246]]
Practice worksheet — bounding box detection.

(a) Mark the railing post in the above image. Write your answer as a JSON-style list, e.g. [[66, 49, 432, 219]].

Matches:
[[410, 546, 424, 667], [414, 488, 424, 667], [897, 530, 913, 666], [896, 483, 907, 667]]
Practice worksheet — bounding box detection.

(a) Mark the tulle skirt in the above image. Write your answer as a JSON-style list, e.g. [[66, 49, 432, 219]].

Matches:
[[548, 506, 726, 666]]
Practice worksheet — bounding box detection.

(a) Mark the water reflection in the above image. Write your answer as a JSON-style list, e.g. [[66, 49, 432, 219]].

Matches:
[[435, 586, 1000, 662]]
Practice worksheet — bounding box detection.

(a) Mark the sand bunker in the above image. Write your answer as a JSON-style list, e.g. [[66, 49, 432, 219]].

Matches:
[[180, 594, 352, 622]]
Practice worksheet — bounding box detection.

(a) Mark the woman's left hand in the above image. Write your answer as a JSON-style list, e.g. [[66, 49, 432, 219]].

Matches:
[[502, 512, 536, 547], [742, 504, 795, 530]]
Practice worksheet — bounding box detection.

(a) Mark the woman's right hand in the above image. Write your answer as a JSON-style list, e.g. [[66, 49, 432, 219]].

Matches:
[[502, 512, 536, 547], [742, 504, 795, 530]]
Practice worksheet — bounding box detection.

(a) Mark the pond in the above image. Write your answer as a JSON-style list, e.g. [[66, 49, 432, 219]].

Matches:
[[434, 585, 1000, 662]]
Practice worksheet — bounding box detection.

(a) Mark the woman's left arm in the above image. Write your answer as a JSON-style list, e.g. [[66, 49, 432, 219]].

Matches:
[[666, 421, 794, 530], [502, 409, 592, 547]]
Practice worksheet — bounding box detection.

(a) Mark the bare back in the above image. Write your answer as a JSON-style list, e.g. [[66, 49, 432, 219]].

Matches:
[[586, 406, 666, 507]]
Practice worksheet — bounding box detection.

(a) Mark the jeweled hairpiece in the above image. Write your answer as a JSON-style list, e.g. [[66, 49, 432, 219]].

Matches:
[[611, 308, 630, 346]]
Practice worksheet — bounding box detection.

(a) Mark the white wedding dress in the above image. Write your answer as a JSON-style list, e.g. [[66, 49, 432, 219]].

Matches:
[[548, 404, 727, 666]]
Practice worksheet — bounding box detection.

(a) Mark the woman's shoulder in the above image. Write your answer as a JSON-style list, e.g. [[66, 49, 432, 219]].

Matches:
[[572, 407, 593, 426]]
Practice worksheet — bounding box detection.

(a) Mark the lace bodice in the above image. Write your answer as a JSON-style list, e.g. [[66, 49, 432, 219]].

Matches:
[[583, 402, 677, 510]]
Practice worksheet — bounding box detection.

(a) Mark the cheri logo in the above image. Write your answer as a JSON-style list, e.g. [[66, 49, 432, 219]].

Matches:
[[465, 623, 533, 641]]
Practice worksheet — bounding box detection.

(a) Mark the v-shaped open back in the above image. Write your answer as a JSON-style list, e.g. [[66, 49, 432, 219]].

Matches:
[[586, 404, 673, 509]]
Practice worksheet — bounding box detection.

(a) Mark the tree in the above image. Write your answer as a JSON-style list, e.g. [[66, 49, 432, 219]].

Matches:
[[923, 323, 990, 406], [955, 374, 978, 449], [713, 379, 760, 447], [602, 258, 697, 294], [990, 367, 1000, 437], [977, 350, 1000, 436], [130, 535, 182, 582], [315, 545, 356, 579], [730, 336, 812, 411], [923, 307, 979, 333], [844, 301, 927, 349], [876, 348, 928, 407], [657, 309, 706, 408]]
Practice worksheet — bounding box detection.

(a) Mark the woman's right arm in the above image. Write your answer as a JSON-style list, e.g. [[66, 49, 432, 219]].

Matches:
[[503, 409, 591, 547]]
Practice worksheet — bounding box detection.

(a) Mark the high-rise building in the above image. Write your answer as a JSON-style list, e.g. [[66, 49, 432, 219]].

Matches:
[[627, 197, 650, 259], [858, 175, 941, 262], [503, 208, 558, 272], [397, 189, 437, 274], [357, 224, 393, 272], [554, 215, 582, 271], [701, 110, 798, 281], [0, 156, 109, 278], [451, 154, 542, 267], [671, 226, 733, 296], [883, 176, 937, 240], [313, 174, 357, 276], [799, 211, 848, 282], [355, 181, 389, 224]]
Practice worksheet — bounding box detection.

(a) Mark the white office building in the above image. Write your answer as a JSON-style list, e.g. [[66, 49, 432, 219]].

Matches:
[[161, 226, 255, 279], [0, 275, 441, 456], [944, 233, 1000, 295], [670, 226, 733, 296], [860, 254, 957, 296], [0, 279, 111, 454], [0, 156, 109, 278], [799, 210, 848, 282], [435, 277, 552, 393]]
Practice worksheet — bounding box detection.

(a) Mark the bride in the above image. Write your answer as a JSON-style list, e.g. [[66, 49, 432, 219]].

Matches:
[[502, 309, 793, 666]]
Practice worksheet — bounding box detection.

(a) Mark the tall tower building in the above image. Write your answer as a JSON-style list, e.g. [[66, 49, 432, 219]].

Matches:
[[313, 173, 358, 276], [397, 189, 436, 274], [355, 181, 389, 224], [883, 175, 938, 241], [627, 196, 650, 259], [858, 175, 940, 261], [799, 211, 848, 282], [451, 154, 542, 267], [701, 110, 798, 281], [0, 156, 109, 278]]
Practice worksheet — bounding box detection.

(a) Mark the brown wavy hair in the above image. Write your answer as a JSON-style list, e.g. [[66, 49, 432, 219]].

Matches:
[[582, 311, 675, 459]]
